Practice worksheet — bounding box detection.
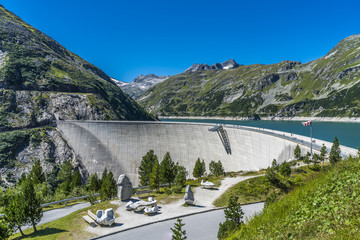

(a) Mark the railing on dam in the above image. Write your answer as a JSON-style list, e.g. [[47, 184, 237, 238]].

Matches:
[[224, 124, 356, 157]]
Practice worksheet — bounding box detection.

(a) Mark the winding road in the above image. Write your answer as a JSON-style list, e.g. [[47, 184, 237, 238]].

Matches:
[[22, 202, 90, 231], [95, 202, 264, 240]]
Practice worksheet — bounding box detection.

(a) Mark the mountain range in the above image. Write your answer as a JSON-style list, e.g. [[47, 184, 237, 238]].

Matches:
[[112, 74, 170, 99], [138, 35, 360, 118]]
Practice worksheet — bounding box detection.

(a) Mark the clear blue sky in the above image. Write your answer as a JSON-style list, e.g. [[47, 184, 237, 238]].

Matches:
[[2, 0, 360, 82]]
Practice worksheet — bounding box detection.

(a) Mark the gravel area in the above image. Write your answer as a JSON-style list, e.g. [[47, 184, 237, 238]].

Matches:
[[86, 175, 257, 236]]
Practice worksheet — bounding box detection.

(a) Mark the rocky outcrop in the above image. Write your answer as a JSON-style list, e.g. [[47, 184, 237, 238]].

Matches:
[[0, 89, 120, 131], [0, 127, 88, 187], [185, 59, 241, 72]]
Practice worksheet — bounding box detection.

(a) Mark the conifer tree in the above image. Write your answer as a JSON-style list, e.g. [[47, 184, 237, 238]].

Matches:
[[150, 159, 160, 191], [29, 160, 45, 185], [17, 172, 27, 186], [175, 166, 187, 188], [0, 221, 11, 240], [294, 144, 301, 159], [218, 195, 244, 239], [139, 150, 158, 186], [201, 159, 206, 176], [160, 152, 176, 188], [3, 188, 26, 236], [100, 170, 117, 201], [86, 173, 100, 191], [193, 158, 205, 181], [320, 144, 327, 167], [100, 168, 108, 186], [171, 218, 187, 240], [22, 177, 43, 232], [71, 169, 82, 189], [329, 136, 341, 164], [107, 171, 117, 199]]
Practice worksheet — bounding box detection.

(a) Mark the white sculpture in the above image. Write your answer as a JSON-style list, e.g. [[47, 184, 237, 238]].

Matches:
[[201, 180, 216, 189], [125, 197, 157, 211], [144, 205, 159, 215], [96, 208, 115, 226]]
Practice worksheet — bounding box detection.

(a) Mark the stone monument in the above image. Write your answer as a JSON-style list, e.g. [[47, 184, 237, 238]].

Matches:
[[117, 174, 133, 201], [184, 185, 194, 205]]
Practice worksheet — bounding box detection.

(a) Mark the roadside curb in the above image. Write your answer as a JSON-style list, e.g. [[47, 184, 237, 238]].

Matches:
[[88, 201, 264, 240]]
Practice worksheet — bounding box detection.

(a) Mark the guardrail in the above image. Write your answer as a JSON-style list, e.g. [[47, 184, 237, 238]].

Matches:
[[0, 183, 174, 218], [225, 124, 357, 157]]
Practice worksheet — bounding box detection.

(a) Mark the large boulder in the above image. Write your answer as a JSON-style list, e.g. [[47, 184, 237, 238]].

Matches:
[[117, 174, 133, 201], [184, 185, 194, 205]]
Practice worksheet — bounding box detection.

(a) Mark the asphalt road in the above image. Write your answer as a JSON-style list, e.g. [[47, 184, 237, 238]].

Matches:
[[22, 202, 90, 231], [98, 202, 264, 240]]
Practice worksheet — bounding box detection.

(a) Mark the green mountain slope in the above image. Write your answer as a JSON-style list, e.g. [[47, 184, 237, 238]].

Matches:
[[0, 5, 154, 131], [139, 35, 360, 118], [231, 156, 360, 239]]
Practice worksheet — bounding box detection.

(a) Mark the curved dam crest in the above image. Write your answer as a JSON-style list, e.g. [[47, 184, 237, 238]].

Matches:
[[56, 121, 344, 185]]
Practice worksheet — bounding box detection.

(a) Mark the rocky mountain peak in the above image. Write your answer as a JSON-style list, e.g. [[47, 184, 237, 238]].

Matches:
[[113, 74, 170, 99], [185, 59, 241, 72]]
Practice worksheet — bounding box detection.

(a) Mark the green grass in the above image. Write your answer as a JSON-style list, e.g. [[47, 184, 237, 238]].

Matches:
[[10, 200, 118, 240], [229, 156, 360, 239], [213, 165, 321, 207]]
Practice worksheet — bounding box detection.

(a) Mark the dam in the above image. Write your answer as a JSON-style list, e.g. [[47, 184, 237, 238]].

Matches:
[[56, 121, 356, 185]]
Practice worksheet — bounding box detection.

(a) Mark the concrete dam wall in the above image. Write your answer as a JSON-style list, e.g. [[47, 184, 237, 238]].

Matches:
[[57, 121, 320, 185]]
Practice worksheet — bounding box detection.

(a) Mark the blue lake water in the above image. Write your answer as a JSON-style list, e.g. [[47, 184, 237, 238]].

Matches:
[[161, 118, 360, 149]]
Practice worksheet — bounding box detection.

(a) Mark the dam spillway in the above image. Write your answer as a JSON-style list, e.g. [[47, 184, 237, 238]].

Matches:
[[57, 121, 318, 185]]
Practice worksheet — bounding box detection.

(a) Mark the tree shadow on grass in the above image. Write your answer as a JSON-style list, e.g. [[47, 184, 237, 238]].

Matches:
[[12, 228, 67, 239]]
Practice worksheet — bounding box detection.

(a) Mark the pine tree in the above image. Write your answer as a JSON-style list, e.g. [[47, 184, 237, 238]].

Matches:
[[329, 136, 341, 164], [0, 221, 11, 240], [160, 152, 176, 188], [320, 144, 327, 167], [71, 169, 82, 190], [218, 195, 244, 239], [57, 161, 73, 182], [149, 159, 160, 191], [175, 166, 187, 188], [22, 177, 43, 232], [100, 168, 108, 186], [294, 144, 301, 159], [139, 150, 158, 186], [224, 195, 244, 224], [193, 158, 205, 181], [3, 188, 26, 236], [86, 173, 100, 191], [209, 160, 224, 176], [100, 170, 117, 201], [171, 218, 187, 240], [201, 159, 206, 176], [29, 160, 45, 185], [107, 171, 117, 199], [17, 172, 27, 186]]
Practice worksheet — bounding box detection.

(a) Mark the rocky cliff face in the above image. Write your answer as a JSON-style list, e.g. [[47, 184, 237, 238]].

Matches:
[[185, 59, 241, 72], [0, 127, 87, 187], [0, 5, 154, 185], [139, 35, 360, 118], [112, 74, 170, 99]]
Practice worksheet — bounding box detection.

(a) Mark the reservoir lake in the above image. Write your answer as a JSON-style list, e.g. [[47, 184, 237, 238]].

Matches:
[[161, 118, 360, 149]]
